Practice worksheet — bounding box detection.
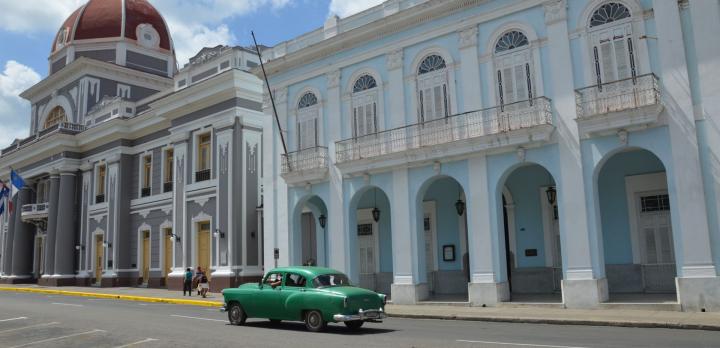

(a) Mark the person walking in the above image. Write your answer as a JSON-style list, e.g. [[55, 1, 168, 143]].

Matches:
[[194, 266, 204, 296], [183, 268, 193, 296], [199, 271, 210, 298]]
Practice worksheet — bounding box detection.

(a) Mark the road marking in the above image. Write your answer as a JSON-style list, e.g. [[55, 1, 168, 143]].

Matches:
[[170, 314, 226, 322], [114, 338, 158, 347], [456, 340, 590, 348], [0, 322, 59, 334], [10, 329, 105, 347], [51, 302, 84, 307], [0, 317, 27, 322]]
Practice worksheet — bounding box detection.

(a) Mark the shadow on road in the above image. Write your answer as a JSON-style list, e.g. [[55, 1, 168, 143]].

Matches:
[[237, 320, 396, 335]]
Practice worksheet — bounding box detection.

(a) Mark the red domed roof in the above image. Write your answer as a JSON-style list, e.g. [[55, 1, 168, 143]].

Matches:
[[52, 0, 172, 53]]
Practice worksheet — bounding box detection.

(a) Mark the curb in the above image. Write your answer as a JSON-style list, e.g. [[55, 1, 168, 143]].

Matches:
[[386, 313, 720, 332], [0, 287, 223, 307]]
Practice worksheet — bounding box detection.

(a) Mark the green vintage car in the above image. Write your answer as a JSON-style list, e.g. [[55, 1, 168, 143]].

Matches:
[[220, 266, 387, 332]]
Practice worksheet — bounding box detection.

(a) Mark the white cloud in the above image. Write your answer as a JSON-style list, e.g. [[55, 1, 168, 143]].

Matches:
[[0, 61, 41, 148], [0, 0, 85, 34], [328, 0, 385, 18], [165, 20, 235, 66]]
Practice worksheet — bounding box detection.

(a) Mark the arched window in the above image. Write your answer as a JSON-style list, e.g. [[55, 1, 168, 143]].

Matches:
[[352, 74, 378, 137], [417, 54, 449, 122], [297, 92, 319, 150], [493, 31, 534, 108], [588, 2, 636, 86], [44, 106, 67, 129]]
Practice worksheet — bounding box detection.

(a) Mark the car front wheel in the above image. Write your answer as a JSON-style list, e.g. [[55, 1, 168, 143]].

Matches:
[[228, 303, 247, 325], [344, 320, 364, 330], [304, 310, 327, 332]]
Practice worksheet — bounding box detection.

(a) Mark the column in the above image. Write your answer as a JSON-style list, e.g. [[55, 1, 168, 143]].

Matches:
[[1, 194, 16, 278], [11, 188, 33, 280], [467, 155, 509, 306], [390, 168, 427, 304], [77, 164, 93, 282], [690, 0, 720, 278], [52, 171, 77, 284], [326, 71, 347, 273], [654, 0, 719, 311], [544, 0, 607, 308], [42, 172, 60, 282], [103, 154, 121, 282], [213, 122, 234, 288], [167, 133, 188, 290], [458, 26, 482, 112], [386, 50, 405, 128]]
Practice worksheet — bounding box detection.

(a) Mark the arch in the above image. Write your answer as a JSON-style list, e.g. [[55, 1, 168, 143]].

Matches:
[[411, 47, 458, 123], [345, 68, 384, 95], [589, 2, 631, 28], [293, 86, 324, 151], [345, 68, 385, 137], [297, 91, 318, 109], [494, 31, 529, 54], [417, 54, 447, 75], [353, 74, 378, 93], [485, 22, 540, 56], [410, 46, 456, 76], [291, 194, 329, 267], [39, 94, 73, 130], [578, 0, 642, 30]]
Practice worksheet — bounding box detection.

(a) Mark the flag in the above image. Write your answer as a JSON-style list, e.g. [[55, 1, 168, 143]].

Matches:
[[10, 169, 25, 197], [0, 180, 8, 217]]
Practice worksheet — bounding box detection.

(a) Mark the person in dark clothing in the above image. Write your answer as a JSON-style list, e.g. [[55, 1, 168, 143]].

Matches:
[[183, 268, 193, 296]]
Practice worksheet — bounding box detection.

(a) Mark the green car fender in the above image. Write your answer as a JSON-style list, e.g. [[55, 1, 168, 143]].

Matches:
[[283, 291, 345, 322]]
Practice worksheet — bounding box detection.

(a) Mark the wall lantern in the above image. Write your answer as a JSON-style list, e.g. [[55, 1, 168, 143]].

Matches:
[[213, 229, 225, 239], [546, 186, 557, 205], [455, 182, 465, 216], [372, 188, 381, 222], [102, 242, 112, 248], [318, 214, 327, 229], [167, 230, 181, 243], [75, 244, 85, 251]]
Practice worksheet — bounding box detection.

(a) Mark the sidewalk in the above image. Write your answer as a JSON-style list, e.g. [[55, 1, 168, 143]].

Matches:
[[2, 284, 720, 331]]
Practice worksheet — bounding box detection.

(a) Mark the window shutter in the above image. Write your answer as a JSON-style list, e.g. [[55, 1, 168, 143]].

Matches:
[[503, 67, 515, 104], [613, 38, 630, 80], [433, 85, 443, 120], [497, 70, 504, 108], [600, 41, 615, 83], [443, 84, 449, 117], [514, 64, 526, 102], [593, 46, 602, 89], [627, 38, 637, 80], [314, 118, 318, 147], [419, 90, 425, 122]]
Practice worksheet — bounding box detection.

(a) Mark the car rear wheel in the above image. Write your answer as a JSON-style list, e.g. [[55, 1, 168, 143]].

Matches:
[[344, 320, 364, 330], [228, 303, 247, 325], [304, 310, 327, 332]]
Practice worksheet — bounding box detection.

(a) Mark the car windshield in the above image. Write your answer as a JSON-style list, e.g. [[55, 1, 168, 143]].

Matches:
[[312, 274, 352, 288]]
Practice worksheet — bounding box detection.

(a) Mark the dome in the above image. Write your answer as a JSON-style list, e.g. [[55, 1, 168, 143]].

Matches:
[[52, 0, 173, 54]]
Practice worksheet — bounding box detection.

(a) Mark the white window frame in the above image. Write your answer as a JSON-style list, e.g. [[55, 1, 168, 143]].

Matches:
[[294, 89, 323, 151], [624, 172, 673, 265], [192, 128, 214, 183], [416, 56, 450, 123], [410, 48, 458, 126], [138, 151, 153, 197], [161, 146, 174, 187], [94, 161, 108, 202], [351, 86, 379, 137], [492, 30, 536, 108]]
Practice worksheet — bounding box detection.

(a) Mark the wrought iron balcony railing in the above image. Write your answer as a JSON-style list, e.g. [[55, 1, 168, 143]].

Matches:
[[1, 122, 86, 156], [281, 146, 329, 175], [335, 97, 553, 164], [575, 74, 660, 119], [163, 181, 173, 193], [195, 169, 211, 182], [21, 203, 49, 215], [95, 194, 106, 204], [141, 187, 151, 198]]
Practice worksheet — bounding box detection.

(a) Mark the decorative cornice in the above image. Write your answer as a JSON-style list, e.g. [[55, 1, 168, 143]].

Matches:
[[543, 0, 567, 25], [386, 49, 403, 71], [459, 26, 479, 49], [326, 70, 341, 89]]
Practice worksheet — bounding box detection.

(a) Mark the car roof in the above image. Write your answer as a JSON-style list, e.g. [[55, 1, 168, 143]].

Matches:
[[267, 266, 343, 278]]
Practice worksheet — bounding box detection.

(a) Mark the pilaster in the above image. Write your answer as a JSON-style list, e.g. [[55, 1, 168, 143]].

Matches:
[[458, 26, 482, 112], [544, 0, 607, 308], [386, 50, 406, 128], [42, 172, 60, 280], [53, 171, 77, 282], [77, 164, 93, 281], [104, 154, 121, 280]]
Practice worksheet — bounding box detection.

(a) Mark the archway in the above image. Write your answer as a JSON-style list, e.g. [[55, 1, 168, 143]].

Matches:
[[500, 163, 560, 302], [417, 176, 469, 302], [596, 148, 676, 300], [292, 195, 328, 267], [348, 186, 392, 294]]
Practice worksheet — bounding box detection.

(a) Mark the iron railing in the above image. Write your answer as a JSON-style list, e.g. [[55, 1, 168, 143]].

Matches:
[[575, 73, 660, 119], [163, 182, 173, 193], [95, 194, 105, 204], [141, 187, 151, 198], [21, 203, 49, 215], [1, 122, 86, 156], [195, 169, 211, 182], [335, 97, 553, 163], [281, 146, 329, 174]]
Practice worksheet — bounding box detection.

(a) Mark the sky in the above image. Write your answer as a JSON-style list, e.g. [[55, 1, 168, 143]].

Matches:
[[0, 0, 386, 148]]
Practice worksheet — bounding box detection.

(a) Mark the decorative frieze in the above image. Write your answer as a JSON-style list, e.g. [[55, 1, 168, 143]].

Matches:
[[544, 0, 567, 25], [459, 26, 479, 49], [326, 70, 341, 89]]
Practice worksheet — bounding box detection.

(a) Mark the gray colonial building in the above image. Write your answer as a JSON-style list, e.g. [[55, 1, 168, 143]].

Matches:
[[0, 0, 265, 291]]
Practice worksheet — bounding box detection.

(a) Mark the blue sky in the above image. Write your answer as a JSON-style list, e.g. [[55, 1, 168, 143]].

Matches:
[[0, 0, 383, 147]]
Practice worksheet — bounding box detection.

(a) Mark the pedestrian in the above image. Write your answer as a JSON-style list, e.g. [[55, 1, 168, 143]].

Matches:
[[199, 272, 210, 298], [194, 266, 204, 296], [183, 267, 193, 296]]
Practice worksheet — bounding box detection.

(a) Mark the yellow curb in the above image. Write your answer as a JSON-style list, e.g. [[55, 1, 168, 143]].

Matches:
[[0, 287, 223, 307]]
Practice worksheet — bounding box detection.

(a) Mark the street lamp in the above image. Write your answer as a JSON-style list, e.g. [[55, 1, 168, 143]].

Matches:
[[546, 186, 557, 205], [75, 244, 85, 251], [213, 229, 225, 239], [167, 230, 181, 243], [372, 188, 381, 222], [455, 182, 465, 216], [318, 214, 327, 229]]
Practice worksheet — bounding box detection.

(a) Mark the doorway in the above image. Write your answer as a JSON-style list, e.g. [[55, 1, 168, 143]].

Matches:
[[197, 222, 211, 279], [301, 212, 317, 266], [164, 229, 173, 283], [357, 209, 379, 291], [34, 235, 45, 278], [95, 234, 104, 285], [142, 230, 150, 285]]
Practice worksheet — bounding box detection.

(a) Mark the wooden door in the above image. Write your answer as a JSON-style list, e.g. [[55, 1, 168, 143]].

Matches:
[[357, 222, 376, 291], [197, 222, 211, 279], [164, 231, 173, 280], [95, 235, 104, 284], [142, 231, 150, 284]]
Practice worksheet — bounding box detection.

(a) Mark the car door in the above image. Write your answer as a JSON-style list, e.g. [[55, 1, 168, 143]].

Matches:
[[247, 272, 284, 318], [278, 273, 308, 320]]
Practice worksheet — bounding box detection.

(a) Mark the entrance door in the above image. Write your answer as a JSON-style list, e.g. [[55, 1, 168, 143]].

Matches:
[[357, 222, 376, 291], [423, 202, 437, 293], [197, 222, 211, 279], [164, 230, 173, 281], [637, 192, 675, 292], [95, 235, 104, 284], [301, 212, 317, 265], [142, 231, 150, 284], [550, 202, 562, 292]]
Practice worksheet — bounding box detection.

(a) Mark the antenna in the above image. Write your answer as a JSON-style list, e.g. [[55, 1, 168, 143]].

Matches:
[[251, 31, 290, 167]]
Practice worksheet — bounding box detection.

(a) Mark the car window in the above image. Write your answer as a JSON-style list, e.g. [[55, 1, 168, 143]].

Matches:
[[312, 274, 352, 288], [264, 272, 282, 285], [284, 273, 307, 288]]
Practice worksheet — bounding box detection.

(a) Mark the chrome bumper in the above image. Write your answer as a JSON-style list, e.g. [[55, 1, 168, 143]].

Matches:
[[333, 308, 386, 322], [219, 304, 227, 312]]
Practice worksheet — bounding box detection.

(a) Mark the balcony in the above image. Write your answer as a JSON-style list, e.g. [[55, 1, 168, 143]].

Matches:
[[281, 146, 329, 185], [95, 194, 105, 204], [575, 74, 663, 136], [1, 122, 86, 157], [141, 187, 151, 198], [163, 181, 173, 193], [335, 97, 554, 172], [195, 169, 211, 182], [21, 203, 49, 230]]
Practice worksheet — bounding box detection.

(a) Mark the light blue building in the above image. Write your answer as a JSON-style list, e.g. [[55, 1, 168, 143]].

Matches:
[[260, 0, 720, 311]]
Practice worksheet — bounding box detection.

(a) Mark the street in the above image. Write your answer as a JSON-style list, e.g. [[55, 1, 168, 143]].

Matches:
[[0, 292, 718, 347]]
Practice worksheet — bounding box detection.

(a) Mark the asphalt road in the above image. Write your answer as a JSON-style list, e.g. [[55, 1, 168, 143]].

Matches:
[[0, 292, 719, 348]]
